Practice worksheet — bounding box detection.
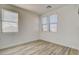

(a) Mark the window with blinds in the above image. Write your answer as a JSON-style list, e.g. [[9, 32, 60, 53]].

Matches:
[[41, 15, 58, 32], [2, 9, 18, 32]]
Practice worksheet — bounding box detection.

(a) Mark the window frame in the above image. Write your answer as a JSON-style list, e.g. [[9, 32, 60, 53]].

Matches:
[[1, 8, 19, 32], [41, 15, 58, 32], [49, 15, 58, 32], [41, 16, 49, 32]]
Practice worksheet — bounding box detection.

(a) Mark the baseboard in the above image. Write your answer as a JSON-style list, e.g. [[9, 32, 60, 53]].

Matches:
[[42, 39, 79, 50], [0, 39, 79, 51], [0, 39, 38, 50]]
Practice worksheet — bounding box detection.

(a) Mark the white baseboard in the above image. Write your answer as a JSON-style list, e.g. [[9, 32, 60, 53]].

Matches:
[[0, 39, 37, 50], [42, 39, 79, 50]]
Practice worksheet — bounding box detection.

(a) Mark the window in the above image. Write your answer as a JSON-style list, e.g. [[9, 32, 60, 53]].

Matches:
[[41, 15, 58, 32], [2, 9, 18, 32], [49, 15, 58, 32], [41, 16, 48, 31]]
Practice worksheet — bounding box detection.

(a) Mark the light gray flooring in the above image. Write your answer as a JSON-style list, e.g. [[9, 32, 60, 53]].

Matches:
[[0, 40, 79, 55]]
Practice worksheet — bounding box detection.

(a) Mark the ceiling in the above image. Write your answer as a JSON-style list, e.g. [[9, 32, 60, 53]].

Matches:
[[13, 4, 65, 15]]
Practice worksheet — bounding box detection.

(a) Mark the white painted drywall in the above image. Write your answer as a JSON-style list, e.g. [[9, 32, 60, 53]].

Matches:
[[0, 5, 39, 49], [40, 5, 79, 50]]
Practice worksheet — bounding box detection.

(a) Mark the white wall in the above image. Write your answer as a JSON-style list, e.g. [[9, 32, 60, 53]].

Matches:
[[0, 5, 39, 49], [40, 5, 79, 50]]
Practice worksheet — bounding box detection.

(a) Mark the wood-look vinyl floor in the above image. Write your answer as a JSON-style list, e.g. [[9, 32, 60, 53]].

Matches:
[[0, 40, 79, 55]]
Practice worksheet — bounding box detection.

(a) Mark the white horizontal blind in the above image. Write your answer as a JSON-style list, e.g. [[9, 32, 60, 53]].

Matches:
[[41, 16, 48, 32], [2, 9, 18, 32], [41, 15, 58, 32], [49, 15, 58, 32]]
